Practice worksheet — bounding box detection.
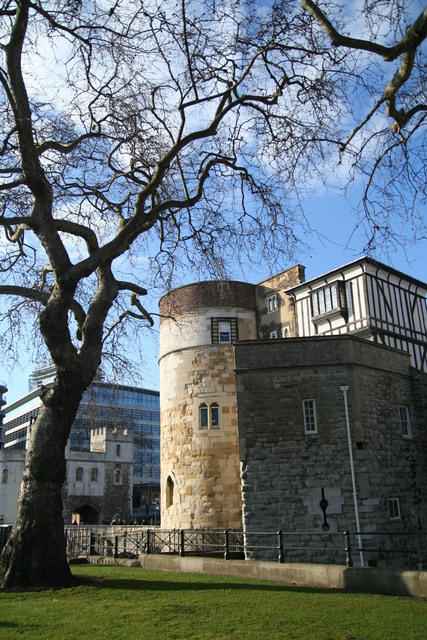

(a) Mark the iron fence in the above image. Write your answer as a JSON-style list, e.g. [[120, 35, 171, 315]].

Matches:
[[63, 526, 427, 569], [1, 524, 425, 569]]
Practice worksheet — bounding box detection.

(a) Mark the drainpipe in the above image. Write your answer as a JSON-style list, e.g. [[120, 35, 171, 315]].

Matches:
[[340, 385, 364, 568]]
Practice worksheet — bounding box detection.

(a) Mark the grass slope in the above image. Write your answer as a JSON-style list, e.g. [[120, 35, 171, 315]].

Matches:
[[0, 564, 426, 639]]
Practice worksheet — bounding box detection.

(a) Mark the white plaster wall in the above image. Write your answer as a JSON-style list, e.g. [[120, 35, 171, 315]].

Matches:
[[66, 457, 105, 497], [159, 307, 257, 359], [0, 450, 25, 523]]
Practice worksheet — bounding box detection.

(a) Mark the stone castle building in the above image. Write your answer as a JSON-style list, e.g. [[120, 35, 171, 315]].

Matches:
[[0, 424, 133, 525], [159, 257, 427, 563]]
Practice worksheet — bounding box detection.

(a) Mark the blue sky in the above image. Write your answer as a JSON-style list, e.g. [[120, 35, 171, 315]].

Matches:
[[1, 1, 426, 406], [1, 186, 425, 406]]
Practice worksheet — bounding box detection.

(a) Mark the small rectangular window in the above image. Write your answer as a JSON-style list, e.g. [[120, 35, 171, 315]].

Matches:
[[398, 406, 412, 439], [210, 404, 220, 429], [303, 399, 317, 434], [211, 317, 238, 344], [267, 294, 278, 313], [388, 498, 401, 520], [200, 404, 208, 429], [218, 321, 231, 344]]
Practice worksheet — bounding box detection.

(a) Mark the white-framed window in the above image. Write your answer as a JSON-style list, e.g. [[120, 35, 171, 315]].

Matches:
[[269, 330, 278, 339], [211, 317, 238, 344], [75, 467, 83, 482], [199, 403, 208, 429], [311, 281, 347, 318], [387, 497, 401, 520], [210, 403, 220, 429], [398, 406, 412, 439], [113, 464, 122, 485], [303, 399, 317, 434], [281, 326, 290, 338], [267, 294, 278, 313], [90, 467, 98, 483], [218, 321, 232, 344]]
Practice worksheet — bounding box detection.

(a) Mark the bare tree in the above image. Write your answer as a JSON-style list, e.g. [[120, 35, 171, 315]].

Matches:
[[0, 0, 425, 589], [302, 0, 427, 249]]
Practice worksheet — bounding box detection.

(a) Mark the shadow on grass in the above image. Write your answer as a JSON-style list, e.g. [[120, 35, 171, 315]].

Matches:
[[75, 574, 341, 597], [0, 621, 41, 630]]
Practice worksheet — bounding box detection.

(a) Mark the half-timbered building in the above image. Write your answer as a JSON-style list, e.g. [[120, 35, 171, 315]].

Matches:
[[285, 257, 427, 372]]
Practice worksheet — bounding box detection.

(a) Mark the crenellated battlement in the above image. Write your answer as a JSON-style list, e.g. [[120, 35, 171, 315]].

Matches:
[[90, 425, 133, 456]]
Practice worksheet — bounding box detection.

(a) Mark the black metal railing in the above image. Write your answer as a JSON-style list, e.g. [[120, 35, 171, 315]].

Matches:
[[63, 526, 427, 569]]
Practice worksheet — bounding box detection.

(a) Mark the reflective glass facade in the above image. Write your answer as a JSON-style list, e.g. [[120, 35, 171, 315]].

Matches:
[[69, 382, 160, 489], [3, 377, 160, 519]]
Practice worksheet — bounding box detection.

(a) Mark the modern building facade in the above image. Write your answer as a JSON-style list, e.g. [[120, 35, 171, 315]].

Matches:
[[1, 367, 160, 523], [0, 382, 7, 449], [159, 257, 427, 565]]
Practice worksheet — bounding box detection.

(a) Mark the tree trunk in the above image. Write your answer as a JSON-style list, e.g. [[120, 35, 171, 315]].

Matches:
[[0, 373, 88, 590]]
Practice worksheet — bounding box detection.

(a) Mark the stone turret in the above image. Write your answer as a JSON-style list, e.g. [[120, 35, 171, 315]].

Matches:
[[159, 280, 257, 529], [90, 425, 133, 461]]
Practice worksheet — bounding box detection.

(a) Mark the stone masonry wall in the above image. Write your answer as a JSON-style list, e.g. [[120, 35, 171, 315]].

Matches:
[[235, 336, 427, 567], [256, 264, 305, 339], [159, 280, 258, 530], [160, 345, 242, 530]]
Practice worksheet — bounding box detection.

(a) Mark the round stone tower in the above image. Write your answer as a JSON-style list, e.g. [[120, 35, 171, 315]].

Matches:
[[159, 280, 257, 529]]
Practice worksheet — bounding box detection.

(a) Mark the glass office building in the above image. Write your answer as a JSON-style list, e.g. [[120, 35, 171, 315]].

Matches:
[[3, 368, 160, 521], [71, 382, 160, 518]]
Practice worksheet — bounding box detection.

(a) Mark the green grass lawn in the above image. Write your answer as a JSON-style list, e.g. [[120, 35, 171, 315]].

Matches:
[[0, 564, 426, 639]]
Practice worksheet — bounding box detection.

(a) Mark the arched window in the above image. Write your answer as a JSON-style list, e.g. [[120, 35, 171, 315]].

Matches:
[[113, 464, 122, 485], [75, 467, 83, 482], [166, 475, 174, 508], [210, 403, 220, 429], [90, 467, 98, 482], [116, 444, 121, 457], [199, 403, 208, 429], [1, 468, 8, 484], [282, 326, 289, 338]]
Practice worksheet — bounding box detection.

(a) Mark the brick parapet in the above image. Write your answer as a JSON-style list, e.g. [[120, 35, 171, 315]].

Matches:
[[159, 280, 256, 323]]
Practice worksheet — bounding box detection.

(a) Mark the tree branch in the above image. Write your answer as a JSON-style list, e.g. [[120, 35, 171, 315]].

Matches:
[[116, 281, 148, 296], [301, 1, 427, 61], [0, 284, 48, 304], [36, 132, 100, 157], [302, 1, 427, 132]]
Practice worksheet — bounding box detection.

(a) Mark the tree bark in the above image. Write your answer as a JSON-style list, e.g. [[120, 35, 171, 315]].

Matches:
[[0, 372, 88, 589]]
